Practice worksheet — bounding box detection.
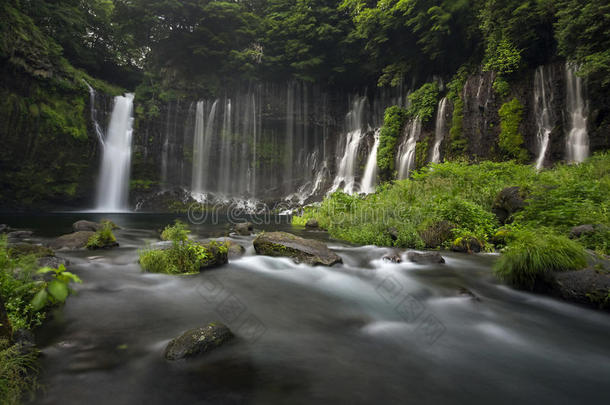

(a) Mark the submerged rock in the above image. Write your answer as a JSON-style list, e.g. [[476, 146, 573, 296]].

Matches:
[[73, 220, 102, 232], [37, 255, 69, 269], [492, 186, 526, 224], [253, 231, 342, 266], [383, 252, 402, 263], [164, 322, 234, 360], [49, 231, 95, 250], [234, 222, 254, 235], [305, 219, 319, 228], [7, 230, 33, 240], [458, 287, 481, 301], [407, 251, 445, 264]]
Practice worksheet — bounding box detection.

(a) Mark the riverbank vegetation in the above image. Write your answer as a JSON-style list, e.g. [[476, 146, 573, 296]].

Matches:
[[0, 236, 80, 404], [293, 153, 609, 285]]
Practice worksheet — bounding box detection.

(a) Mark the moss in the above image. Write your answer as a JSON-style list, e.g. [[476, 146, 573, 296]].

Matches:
[[407, 82, 440, 123], [415, 139, 429, 169], [86, 224, 117, 249], [377, 106, 408, 181], [498, 98, 528, 162], [139, 240, 228, 275], [446, 69, 469, 160]]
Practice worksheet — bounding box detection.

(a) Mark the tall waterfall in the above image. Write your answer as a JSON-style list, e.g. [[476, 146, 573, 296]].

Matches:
[[430, 97, 448, 163], [397, 117, 422, 179], [95, 94, 134, 211], [330, 97, 368, 194], [361, 128, 381, 194], [84, 81, 105, 146], [565, 63, 589, 163], [191, 100, 219, 196], [534, 66, 555, 170]]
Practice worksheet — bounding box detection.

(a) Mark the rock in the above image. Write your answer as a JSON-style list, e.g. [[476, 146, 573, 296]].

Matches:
[[382, 252, 402, 263], [199, 242, 229, 269], [539, 268, 610, 310], [492, 186, 526, 224], [451, 236, 483, 254], [419, 221, 456, 248], [458, 288, 481, 301], [569, 224, 596, 238], [134, 187, 198, 213], [164, 322, 234, 360], [8, 243, 54, 258], [12, 329, 36, 355], [0, 224, 8, 233], [253, 231, 342, 266], [73, 220, 102, 232], [234, 222, 254, 235], [37, 256, 69, 269], [406, 251, 445, 264], [387, 227, 399, 241], [7, 230, 33, 239], [151, 241, 174, 250], [214, 239, 245, 259], [305, 219, 319, 228], [49, 231, 95, 250]]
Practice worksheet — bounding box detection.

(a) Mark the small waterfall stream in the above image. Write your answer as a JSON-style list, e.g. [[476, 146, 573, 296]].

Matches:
[[565, 63, 589, 163], [330, 97, 368, 194], [534, 66, 554, 170], [84, 81, 106, 147], [430, 97, 448, 163], [397, 117, 422, 179], [361, 128, 381, 194], [95, 93, 134, 211]]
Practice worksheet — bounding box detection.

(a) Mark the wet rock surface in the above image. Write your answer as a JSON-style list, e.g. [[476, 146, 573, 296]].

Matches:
[[407, 251, 445, 264], [253, 231, 342, 266], [164, 322, 234, 360]]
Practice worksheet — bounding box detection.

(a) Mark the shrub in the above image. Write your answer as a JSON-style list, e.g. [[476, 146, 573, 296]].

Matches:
[[493, 76, 511, 98], [0, 339, 39, 405], [377, 106, 407, 181], [139, 249, 178, 274], [498, 98, 528, 162], [407, 82, 439, 123], [160, 220, 190, 242], [494, 229, 588, 289], [86, 223, 117, 249]]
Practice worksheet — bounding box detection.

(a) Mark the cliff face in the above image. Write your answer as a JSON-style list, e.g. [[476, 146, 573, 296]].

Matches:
[[0, 62, 608, 211]]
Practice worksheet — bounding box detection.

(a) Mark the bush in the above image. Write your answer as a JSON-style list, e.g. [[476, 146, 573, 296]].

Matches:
[[0, 339, 39, 405], [86, 223, 117, 249], [498, 98, 528, 162], [407, 82, 439, 123], [377, 106, 407, 181], [160, 220, 190, 242], [493, 76, 511, 98], [494, 229, 588, 289]]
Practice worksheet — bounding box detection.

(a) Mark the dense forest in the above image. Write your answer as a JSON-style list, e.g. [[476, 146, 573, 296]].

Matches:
[[1, 1, 609, 404]]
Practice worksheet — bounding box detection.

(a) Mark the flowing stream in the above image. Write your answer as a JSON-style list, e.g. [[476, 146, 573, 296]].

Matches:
[[565, 63, 589, 163], [3, 213, 607, 405], [95, 94, 134, 211]]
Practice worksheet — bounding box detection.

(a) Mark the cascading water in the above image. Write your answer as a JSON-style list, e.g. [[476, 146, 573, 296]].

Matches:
[[565, 63, 589, 163], [430, 97, 448, 163], [191, 100, 219, 196], [397, 117, 422, 179], [95, 93, 134, 211], [534, 66, 554, 170], [361, 128, 381, 194], [330, 97, 368, 194], [84, 81, 105, 146]]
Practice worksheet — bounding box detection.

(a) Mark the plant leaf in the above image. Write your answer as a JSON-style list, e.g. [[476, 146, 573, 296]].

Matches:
[[31, 289, 49, 311], [47, 280, 69, 302]]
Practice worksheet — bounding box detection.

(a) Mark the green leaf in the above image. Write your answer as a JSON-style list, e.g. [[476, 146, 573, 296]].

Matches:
[[47, 280, 69, 302], [31, 289, 49, 311]]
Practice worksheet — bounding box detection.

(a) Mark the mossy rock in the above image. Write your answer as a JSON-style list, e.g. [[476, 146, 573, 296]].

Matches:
[[451, 236, 483, 254], [49, 231, 95, 250], [8, 243, 54, 258], [164, 322, 234, 360], [253, 232, 342, 266], [536, 268, 610, 311], [72, 220, 102, 232]]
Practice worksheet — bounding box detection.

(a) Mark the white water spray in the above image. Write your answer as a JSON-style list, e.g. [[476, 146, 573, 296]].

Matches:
[[361, 128, 381, 194], [533, 66, 554, 170], [565, 63, 589, 163], [430, 97, 448, 163], [397, 117, 422, 179], [95, 93, 134, 211]]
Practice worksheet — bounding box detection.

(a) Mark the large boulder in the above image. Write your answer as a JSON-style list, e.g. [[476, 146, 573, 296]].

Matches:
[[72, 220, 102, 232], [419, 221, 456, 248], [234, 222, 254, 235], [537, 268, 610, 310], [8, 243, 54, 258], [451, 236, 483, 254], [492, 186, 526, 224], [49, 231, 95, 250], [253, 232, 342, 266], [305, 219, 319, 229], [406, 251, 445, 264], [164, 322, 234, 360], [214, 239, 245, 259]]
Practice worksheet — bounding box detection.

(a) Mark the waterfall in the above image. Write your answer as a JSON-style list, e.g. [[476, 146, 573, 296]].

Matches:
[[534, 66, 554, 170], [361, 128, 381, 193], [95, 93, 134, 211], [330, 97, 368, 194], [565, 63, 589, 163], [430, 97, 448, 163], [191, 100, 219, 196], [397, 117, 422, 179], [84, 81, 105, 146]]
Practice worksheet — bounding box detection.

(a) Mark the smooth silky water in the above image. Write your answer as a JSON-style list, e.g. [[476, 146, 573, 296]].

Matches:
[[2, 214, 608, 404]]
